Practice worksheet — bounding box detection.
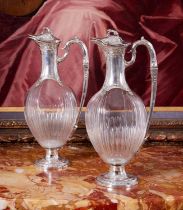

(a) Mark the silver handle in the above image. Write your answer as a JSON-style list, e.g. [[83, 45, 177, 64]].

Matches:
[[58, 37, 89, 130], [125, 37, 158, 134]]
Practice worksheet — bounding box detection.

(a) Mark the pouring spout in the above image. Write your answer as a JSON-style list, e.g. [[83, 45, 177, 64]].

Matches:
[[91, 37, 104, 46], [28, 34, 37, 41]]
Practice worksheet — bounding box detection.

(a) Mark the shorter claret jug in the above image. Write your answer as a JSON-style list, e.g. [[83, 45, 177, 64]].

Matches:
[[24, 28, 89, 169], [85, 30, 158, 187]]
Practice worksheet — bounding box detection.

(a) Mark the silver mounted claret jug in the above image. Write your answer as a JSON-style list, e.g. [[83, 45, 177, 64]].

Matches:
[[85, 29, 158, 187], [24, 27, 89, 169]]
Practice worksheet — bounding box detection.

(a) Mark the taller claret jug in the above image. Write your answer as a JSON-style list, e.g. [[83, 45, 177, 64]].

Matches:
[[85, 30, 158, 187], [24, 28, 89, 169]]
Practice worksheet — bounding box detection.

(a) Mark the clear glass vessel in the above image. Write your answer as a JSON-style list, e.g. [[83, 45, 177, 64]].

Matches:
[[24, 28, 89, 169], [85, 30, 158, 187]]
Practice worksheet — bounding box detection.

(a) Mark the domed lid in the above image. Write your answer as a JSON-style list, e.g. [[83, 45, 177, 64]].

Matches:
[[29, 27, 60, 44], [92, 29, 130, 48]]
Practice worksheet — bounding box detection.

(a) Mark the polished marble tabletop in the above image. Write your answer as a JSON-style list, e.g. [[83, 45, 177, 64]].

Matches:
[[0, 143, 183, 210]]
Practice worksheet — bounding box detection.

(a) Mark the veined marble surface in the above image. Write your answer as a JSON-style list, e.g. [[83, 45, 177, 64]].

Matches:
[[0, 144, 182, 210]]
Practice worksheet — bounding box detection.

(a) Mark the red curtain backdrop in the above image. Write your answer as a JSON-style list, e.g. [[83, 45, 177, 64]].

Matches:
[[0, 0, 183, 106]]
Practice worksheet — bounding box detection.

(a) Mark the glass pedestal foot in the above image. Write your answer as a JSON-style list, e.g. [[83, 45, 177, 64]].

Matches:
[[35, 157, 69, 169], [96, 165, 138, 187], [35, 148, 69, 169], [96, 172, 137, 187]]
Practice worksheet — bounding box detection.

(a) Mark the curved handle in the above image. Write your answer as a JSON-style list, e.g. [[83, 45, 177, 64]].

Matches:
[[57, 37, 89, 130], [125, 37, 158, 134]]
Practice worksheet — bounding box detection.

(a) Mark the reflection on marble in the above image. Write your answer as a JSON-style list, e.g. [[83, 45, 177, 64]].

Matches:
[[0, 144, 182, 209]]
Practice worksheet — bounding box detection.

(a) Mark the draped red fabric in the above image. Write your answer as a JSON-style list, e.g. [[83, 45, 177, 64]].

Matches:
[[0, 0, 183, 106]]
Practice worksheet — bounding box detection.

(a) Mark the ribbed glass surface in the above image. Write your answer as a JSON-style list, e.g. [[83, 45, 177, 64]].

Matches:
[[25, 79, 78, 149], [85, 88, 147, 165]]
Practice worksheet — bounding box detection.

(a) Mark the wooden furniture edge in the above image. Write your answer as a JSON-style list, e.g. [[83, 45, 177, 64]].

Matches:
[[0, 107, 183, 144], [1, 107, 183, 112]]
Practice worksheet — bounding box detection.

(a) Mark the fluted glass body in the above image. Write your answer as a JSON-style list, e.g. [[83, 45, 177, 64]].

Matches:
[[25, 80, 78, 149], [86, 88, 147, 166]]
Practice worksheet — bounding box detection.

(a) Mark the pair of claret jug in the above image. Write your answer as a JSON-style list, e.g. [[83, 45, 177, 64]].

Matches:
[[25, 27, 158, 188]]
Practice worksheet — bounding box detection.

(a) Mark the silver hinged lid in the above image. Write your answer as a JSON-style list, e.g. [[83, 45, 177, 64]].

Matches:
[[29, 27, 60, 44], [92, 29, 130, 47]]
